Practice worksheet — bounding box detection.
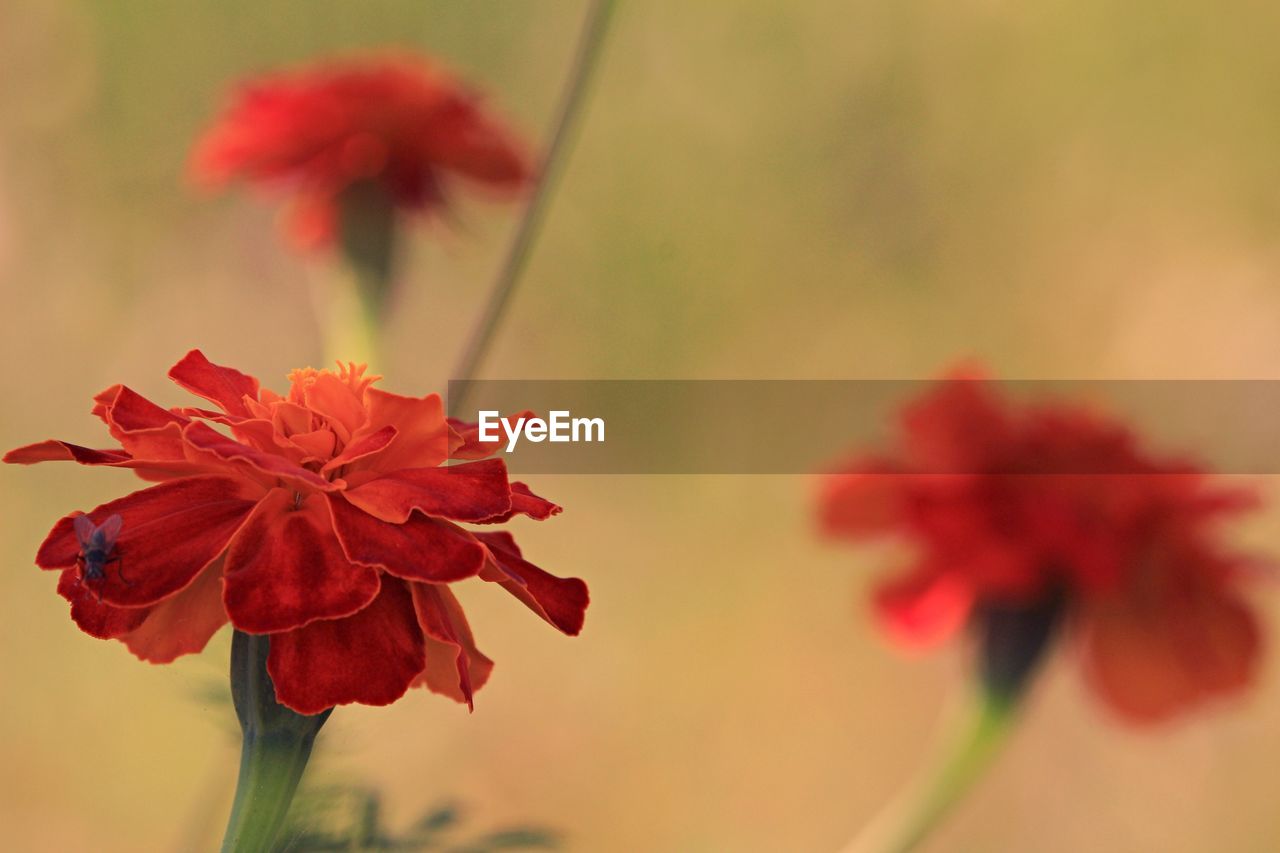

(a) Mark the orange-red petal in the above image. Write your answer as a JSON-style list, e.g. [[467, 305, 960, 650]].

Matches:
[[183, 421, 337, 492], [1080, 588, 1261, 723], [57, 568, 151, 638], [352, 389, 449, 471], [222, 489, 381, 633], [340, 458, 512, 523], [871, 568, 974, 650], [168, 350, 261, 418], [475, 482, 562, 524], [36, 476, 257, 607], [328, 495, 485, 583], [411, 583, 494, 709], [474, 531, 588, 636], [267, 577, 426, 715], [121, 559, 230, 663]]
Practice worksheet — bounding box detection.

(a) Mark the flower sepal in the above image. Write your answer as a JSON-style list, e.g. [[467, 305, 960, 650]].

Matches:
[[222, 630, 331, 853], [975, 586, 1066, 709]]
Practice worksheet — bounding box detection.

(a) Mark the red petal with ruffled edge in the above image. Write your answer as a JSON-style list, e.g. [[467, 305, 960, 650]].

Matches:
[[36, 475, 258, 607], [3, 440, 204, 482], [97, 386, 194, 466], [818, 463, 906, 540], [183, 421, 338, 492], [475, 482, 561, 524], [474, 531, 588, 635], [411, 583, 493, 709], [350, 389, 449, 472], [267, 577, 426, 715], [57, 568, 151, 638], [321, 425, 397, 474], [168, 349, 260, 417], [328, 495, 485, 583], [1080, 586, 1261, 723], [871, 567, 973, 649], [341, 458, 512, 523], [223, 489, 381, 633], [6, 441, 131, 466], [122, 559, 229, 663]]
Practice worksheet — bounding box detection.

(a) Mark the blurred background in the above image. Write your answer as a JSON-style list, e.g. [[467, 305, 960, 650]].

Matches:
[[4, 0, 1280, 850]]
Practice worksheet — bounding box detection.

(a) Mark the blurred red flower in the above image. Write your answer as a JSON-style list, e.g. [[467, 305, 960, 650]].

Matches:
[[5, 351, 586, 715], [190, 55, 533, 248], [819, 372, 1264, 723]]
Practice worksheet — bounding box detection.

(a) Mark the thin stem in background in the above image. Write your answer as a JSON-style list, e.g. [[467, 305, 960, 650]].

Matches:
[[449, 0, 617, 412], [839, 691, 1017, 853]]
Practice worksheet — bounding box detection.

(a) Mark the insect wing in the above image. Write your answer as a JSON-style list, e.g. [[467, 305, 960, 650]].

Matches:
[[73, 514, 97, 550], [94, 514, 125, 550]]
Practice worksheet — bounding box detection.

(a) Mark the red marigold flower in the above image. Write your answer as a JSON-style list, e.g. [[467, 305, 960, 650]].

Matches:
[[5, 351, 586, 715], [190, 55, 533, 248], [819, 371, 1263, 723]]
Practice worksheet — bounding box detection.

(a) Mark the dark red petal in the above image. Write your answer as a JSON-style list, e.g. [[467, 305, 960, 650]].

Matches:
[[341, 458, 513, 523], [122, 559, 229, 663], [35, 476, 257, 607], [321, 425, 397, 474], [476, 482, 562, 524], [223, 489, 381, 633], [57, 568, 151, 639], [818, 464, 906, 539], [183, 421, 337, 492], [4, 438, 206, 480], [329, 495, 485, 583], [872, 567, 973, 649], [1080, 588, 1261, 724], [901, 376, 1011, 473], [5, 440, 130, 465], [267, 578, 426, 715], [410, 583, 493, 709], [474, 531, 588, 635], [102, 385, 188, 432], [168, 349, 261, 417]]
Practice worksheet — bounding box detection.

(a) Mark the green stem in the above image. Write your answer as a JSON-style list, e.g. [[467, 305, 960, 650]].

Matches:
[[842, 691, 1017, 853], [449, 0, 617, 411], [221, 631, 331, 853], [329, 179, 397, 368]]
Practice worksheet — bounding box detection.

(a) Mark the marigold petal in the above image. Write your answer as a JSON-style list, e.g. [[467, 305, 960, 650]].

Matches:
[[121, 559, 229, 663], [267, 577, 426, 715], [1080, 588, 1261, 723], [169, 350, 261, 417], [5, 440, 130, 466], [410, 583, 494, 709], [341, 458, 512, 523], [101, 385, 187, 431], [4, 438, 209, 482], [57, 568, 151, 639], [183, 421, 338, 492], [474, 531, 588, 635], [872, 568, 973, 649], [353, 389, 448, 471], [818, 464, 905, 539], [329, 495, 485, 583], [223, 489, 381, 633], [321, 425, 397, 474], [475, 482, 561, 524], [36, 476, 258, 607], [299, 370, 367, 442]]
